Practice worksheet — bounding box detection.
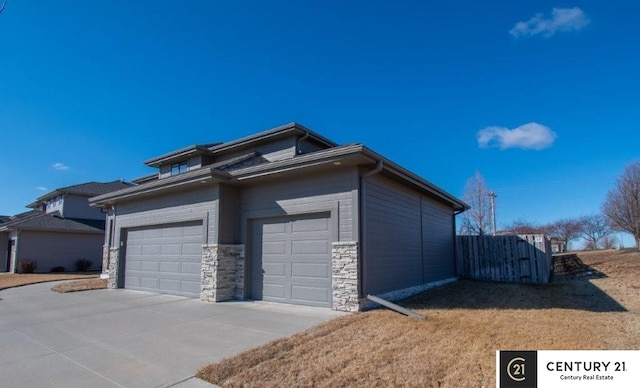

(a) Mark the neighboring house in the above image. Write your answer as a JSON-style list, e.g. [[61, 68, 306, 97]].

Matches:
[[90, 123, 468, 311], [550, 237, 567, 254], [0, 181, 133, 273]]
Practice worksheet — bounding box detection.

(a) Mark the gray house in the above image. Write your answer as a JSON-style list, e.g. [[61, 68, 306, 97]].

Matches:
[[0, 181, 132, 273], [90, 123, 467, 311]]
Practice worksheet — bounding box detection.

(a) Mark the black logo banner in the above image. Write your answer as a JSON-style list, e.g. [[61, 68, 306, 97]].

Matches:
[[499, 351, 538, 388]]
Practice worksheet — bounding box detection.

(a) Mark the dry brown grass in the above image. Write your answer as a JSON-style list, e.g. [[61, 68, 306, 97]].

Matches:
[[50, 278, 107, 293], [0, 273, 99, 291], [197, 249, 640, 387]]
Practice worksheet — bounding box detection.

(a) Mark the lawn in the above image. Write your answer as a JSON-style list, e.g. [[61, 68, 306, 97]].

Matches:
[[197, 249, 640, 387], [0, 273, 99, 290]]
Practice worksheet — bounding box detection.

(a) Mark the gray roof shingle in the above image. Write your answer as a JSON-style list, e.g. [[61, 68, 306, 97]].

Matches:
[[0, 211, 104, 234], [28, 181, 134, 209]]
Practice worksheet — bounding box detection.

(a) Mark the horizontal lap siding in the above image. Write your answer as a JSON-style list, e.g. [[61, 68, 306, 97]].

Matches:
[[18, 231, 104, 272], [422, 198, 455, 282], [63, 195, 106, 220], [239, 168, 358, 242], [114, 186, 218, 244], [365, 175, 422, 295]]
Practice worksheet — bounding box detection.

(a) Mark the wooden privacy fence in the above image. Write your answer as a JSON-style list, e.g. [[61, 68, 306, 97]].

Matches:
[[456, 234, 553, 284]]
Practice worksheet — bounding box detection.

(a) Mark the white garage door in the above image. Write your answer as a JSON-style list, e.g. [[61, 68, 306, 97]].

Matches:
[[251, 214, 332, 307], [124, 221, 203, 297]]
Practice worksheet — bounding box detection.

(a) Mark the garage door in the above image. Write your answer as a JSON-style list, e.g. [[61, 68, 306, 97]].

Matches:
[[124, 221, 203, 297], [251, 214, 332, 307]]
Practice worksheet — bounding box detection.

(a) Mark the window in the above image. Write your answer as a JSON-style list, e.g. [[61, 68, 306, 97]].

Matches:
[[171, 161, 189, 176]]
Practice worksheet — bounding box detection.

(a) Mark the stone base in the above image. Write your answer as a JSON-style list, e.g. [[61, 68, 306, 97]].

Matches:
[[107, 247, 120, 289], [332, 242, 359, 312], [201, 244, 245, 302], [101, 245, 110, 278]]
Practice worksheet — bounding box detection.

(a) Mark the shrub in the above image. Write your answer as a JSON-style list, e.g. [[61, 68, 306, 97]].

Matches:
[[75, 258, 92, 272], [51, 266, 65, 273], [18, 259, 37, 273]]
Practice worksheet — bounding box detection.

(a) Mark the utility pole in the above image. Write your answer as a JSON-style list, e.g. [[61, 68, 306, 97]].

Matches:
[[489, 192, 497, 236]]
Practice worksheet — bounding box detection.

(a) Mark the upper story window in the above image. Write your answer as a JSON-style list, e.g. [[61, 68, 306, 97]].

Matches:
[[171, 161, 189, 176]]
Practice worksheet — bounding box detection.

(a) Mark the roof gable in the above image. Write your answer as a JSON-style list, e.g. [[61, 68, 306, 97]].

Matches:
[[142, 122, 337, 170]]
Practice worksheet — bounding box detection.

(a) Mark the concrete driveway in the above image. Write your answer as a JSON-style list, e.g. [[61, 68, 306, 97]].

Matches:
[[0, 281, 345, 387]]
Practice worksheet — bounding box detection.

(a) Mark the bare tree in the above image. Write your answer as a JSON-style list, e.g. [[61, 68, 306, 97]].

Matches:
[[460, 171, 491, 235], [601, 235, 617, 250], [580, 214, 612, 250], [546, 218, 583, 250], [503, 218, 548, 234], [603, 161, 640, 249]]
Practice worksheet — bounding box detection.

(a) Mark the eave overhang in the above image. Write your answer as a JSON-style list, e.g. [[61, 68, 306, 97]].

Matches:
[[91, 143, 468, 212], [90, 167, 231, 207], [144, 144, 220, 168]]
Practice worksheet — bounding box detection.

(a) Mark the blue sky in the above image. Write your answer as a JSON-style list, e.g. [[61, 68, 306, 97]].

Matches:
[[1, 1, 639, 245]]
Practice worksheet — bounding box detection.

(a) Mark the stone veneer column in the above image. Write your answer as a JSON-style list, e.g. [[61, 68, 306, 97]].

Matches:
[[101, 245, 110, 279], [107, 247, 120, 289], [233, 245, 246, 300], [201, 244, 245, 302], [332, 242, 359, 312]]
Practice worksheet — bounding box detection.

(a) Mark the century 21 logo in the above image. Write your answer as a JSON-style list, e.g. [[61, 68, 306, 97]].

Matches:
[[507, 357, 526, 382], [499, 351, 537, 388]]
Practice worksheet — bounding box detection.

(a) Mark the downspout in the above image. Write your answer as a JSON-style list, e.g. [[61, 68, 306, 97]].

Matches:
[[12, 230, 20, 273], [111, 205, 117, 247], [104, 204, 117, 280], [296, 131, 310, 155], [359, 160, 383, 299], [453, 206, 466, 278]]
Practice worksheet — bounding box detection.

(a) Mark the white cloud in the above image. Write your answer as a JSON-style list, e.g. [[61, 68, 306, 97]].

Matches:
[[510, 7, 590, 38], [52, 162, 70, 171], [477, 122, 557, 150], [36, 186, 48, 192]]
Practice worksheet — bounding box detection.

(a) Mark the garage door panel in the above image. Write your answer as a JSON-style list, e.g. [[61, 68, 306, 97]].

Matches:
[[159, 279, 179, 292], [142, 245, 161, 255], [263, 241, 286, 254], [181, 243, 202, 255], [124, 221, 203, 298], [125, 259, 139, 270], [253, 214, 332, 307], [292, 217, 329, 232], [140, 277, 159, 289], [160, 262, 180, 273], [181, 262, 201, 274], [181, 281, 201, 295], [182, 224, 204, 236], [291, 240, 329, 254], [291, 285, 329, 303], [291, 262, 328, 278], [126, 245, 143, 255], [140, 261, 159, 271], [263, 262, 286, 276], [263, 222, 286, 234], [126, 276, 140, 287], [143, 229, 162, 238], [160, 228, 183, 237], [161, 244, 180, 255], [263, 283, 286, 298]]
